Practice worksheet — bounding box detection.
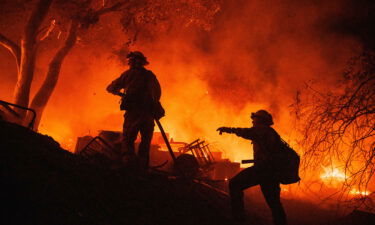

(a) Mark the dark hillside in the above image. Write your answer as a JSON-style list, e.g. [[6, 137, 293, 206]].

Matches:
[[0, 121, 232, 225], [3, 120, 374, 225]]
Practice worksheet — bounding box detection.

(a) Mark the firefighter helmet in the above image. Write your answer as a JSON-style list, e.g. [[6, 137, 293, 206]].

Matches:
[[251, 110, 274, 126], [126, 51, 149, 65]]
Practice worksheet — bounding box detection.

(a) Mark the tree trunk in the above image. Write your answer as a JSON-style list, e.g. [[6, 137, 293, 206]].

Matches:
[[28, 20, 79, 130], [13, 0, 53, 121]]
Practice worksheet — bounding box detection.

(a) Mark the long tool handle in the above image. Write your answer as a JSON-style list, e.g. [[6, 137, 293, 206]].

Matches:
[[155, 119, 177, 163], [155, 119, 186, 177], [241, 159, 255, 164]]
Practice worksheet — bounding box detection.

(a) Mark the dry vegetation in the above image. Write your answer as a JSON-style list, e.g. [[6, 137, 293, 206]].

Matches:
[[293, 51, 375, 208]]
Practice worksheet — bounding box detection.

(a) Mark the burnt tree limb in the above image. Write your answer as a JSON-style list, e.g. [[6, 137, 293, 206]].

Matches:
[[13, 0, 53, 120], [0, 33, 21, 68], [28, 19, 79, 129]]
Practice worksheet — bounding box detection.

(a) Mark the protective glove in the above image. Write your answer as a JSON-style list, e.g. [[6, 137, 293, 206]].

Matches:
[[216, 127, 232, 135]]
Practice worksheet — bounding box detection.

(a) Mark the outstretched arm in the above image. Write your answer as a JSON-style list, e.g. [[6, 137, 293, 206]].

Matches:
[[217, 127, 255, 140], [217, 127, 233, 135]]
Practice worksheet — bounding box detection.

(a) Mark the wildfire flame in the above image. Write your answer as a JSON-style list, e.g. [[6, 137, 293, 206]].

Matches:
[[349, 189, 370, 196], [320, 166, 372, 197], [320, 166, 346, 182]]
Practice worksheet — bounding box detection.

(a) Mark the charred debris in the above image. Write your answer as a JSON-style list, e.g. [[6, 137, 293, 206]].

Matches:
[[75, 129, 240, 182], [1, 120, 235, 225]]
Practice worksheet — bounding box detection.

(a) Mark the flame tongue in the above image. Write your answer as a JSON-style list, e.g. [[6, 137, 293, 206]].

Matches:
[[320, 167, 346, 181]]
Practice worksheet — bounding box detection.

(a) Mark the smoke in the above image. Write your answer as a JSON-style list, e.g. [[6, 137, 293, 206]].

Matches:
[[127, 0, 361, 160], [203, 0, 359, 107], [0, 0, 365, 161]]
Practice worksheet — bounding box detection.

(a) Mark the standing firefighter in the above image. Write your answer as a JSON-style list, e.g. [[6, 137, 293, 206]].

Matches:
[[107, 51, 164, 169], [217, 110, 287, 225]]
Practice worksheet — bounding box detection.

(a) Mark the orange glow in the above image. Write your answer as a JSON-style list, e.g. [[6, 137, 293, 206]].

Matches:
[[1, 0, 356, 163], [1, 0, 373, 204], [320, 167, 346, 182], [349, 189, 370, 196]]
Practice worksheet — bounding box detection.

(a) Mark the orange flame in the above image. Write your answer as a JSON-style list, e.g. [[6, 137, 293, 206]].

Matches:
[[320, 167, 346, 182], [349, 189, 370, 196]]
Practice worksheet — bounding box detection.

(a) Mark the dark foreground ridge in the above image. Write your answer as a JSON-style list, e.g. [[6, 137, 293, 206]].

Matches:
[[0, 121, 232, 225]]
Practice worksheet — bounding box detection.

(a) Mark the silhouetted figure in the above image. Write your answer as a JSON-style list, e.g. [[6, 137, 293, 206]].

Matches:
[[107, 51, 162, 169], [217, 110, 287, 225]]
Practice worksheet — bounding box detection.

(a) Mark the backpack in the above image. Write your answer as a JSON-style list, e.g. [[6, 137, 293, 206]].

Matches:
[[273, 139, 301, 184]]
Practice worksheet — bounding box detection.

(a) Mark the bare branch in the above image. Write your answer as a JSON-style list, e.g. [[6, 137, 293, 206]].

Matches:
[[28, 19, 79, 129], [95, 1, 129, 16], [24, 0, 54, 41], [294, 51, 375, 200], [38, 19, 56, 41], [0, 32, 21, 67], [57, 30, 62, 39], [77, 1, 129, 29], [13, 0, 53, 119]]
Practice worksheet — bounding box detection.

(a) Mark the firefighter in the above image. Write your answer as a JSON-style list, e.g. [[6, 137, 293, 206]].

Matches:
[[217, 110, 287, 225], [107, 51, 163, 169]]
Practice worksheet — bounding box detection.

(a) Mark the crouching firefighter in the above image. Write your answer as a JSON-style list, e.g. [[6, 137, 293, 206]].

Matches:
[[107, 51, 164, 169], [217, 110, 288, 225]]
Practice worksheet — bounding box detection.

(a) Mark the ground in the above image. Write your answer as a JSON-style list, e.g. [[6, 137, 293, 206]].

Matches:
[[0, 120, 233, 225], [1, 120, 374, 225]]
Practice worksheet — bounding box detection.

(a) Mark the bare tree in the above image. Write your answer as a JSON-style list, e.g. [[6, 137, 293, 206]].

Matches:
[[0, 0, 126, 127], [293, 51, 375, 199], [0, 0, 221, 129], [1, 0, 53, 120], [26, 0, 129, 128]]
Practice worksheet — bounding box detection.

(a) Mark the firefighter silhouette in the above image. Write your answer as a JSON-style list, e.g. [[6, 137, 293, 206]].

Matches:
[[217, 110, 287, 225], [107, 51, 163, 169]]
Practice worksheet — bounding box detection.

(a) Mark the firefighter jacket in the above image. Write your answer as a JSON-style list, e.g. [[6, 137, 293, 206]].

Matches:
[[230, 125, 281, 167], [107, 67, 161, 111]]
